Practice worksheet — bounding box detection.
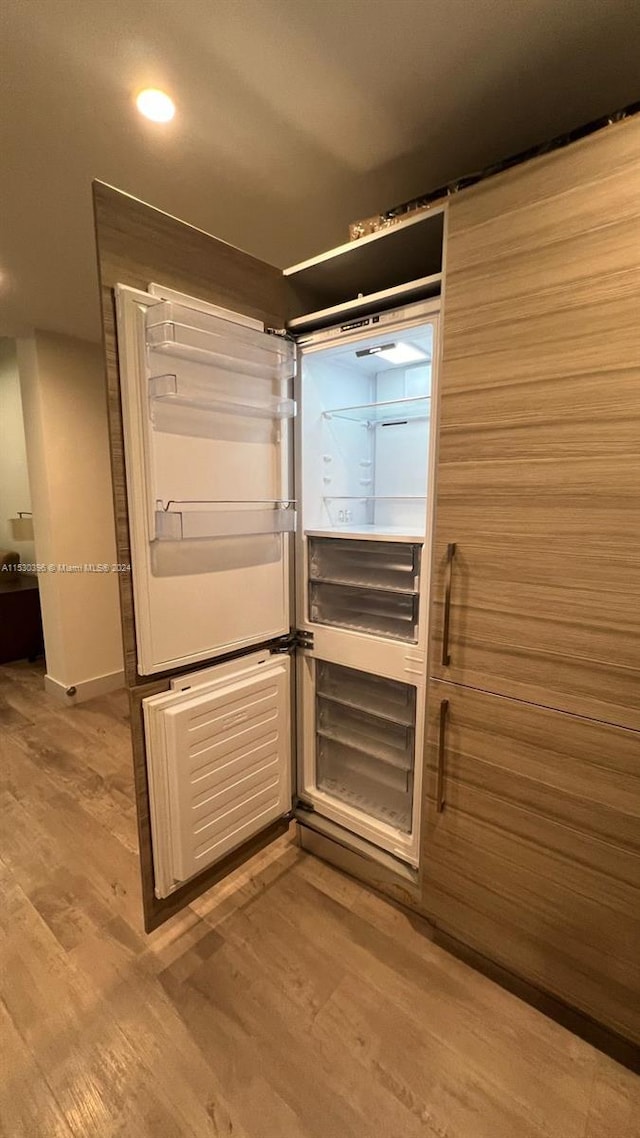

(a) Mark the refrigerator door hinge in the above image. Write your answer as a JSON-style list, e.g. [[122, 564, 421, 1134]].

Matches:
[[294, 629, 314, 651], [270, 630, 314, 655], [293, 797, 315, 814], [269, 633, 296, 655]]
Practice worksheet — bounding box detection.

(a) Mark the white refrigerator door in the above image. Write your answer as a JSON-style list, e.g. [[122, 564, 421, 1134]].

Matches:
[[143, 651, 292, 898], [116, 285, 295, 676]]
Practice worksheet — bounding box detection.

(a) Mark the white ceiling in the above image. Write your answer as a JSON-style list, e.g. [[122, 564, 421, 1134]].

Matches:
[[1, 0, 639, 343]]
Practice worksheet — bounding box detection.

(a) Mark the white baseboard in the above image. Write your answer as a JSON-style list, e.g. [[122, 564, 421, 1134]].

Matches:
[[44, 669, 125, 704]]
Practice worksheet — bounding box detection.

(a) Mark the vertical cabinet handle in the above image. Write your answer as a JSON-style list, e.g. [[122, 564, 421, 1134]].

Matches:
[[441, 542, 456, 666], [436, 698, 449, 813]]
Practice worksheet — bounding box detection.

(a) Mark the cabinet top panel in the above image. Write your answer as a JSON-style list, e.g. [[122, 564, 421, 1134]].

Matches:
[[285, 204, 445, 277], [285, 207, 445, 322]]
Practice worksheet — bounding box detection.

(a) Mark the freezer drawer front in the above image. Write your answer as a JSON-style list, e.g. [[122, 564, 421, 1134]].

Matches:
[[144, 653, 291, 897]]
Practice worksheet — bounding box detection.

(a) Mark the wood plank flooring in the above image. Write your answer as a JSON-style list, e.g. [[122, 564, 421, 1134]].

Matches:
[[1, 660, 639, 1138]]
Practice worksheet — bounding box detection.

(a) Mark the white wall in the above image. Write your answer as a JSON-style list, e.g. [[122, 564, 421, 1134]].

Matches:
[[0, 338, 36, 564], [17, 330, 124, 701]]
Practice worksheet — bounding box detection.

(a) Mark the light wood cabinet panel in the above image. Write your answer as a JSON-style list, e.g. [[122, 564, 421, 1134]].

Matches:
[[421, 682, 640, 1044], [431, 116, 640, 729], [448, 115, 640, 230]]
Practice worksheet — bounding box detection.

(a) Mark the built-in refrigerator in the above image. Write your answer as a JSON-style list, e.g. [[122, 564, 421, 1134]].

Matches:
[[115, 281, 438, 900]]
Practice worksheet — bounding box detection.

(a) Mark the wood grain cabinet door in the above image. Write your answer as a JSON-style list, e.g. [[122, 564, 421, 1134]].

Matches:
[[421, 681, 640, 1044], [431, 115, 640, 729]]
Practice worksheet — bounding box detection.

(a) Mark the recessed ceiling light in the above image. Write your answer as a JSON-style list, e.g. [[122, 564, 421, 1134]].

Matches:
[[136, 88, 175, 123]]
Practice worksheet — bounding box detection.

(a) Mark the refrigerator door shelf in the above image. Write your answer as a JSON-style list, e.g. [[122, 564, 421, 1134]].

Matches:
[[155, 501, 297, 541], [149, 373, 296, 423], [147, 325, 292, 377], [146, 300, 294, 377]]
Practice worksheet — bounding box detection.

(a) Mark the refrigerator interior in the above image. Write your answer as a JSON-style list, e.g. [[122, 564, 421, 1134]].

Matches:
[[300, 320, 433, 538], [295, 310, 434, 865], [298, 312, 434, 648]]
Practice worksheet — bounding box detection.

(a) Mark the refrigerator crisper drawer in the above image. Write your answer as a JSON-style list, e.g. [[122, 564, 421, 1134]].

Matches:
[[309, 581, 418, 642], [308, 536, 420, 593], [316, 660, 416, 726], [146, 300, 295, 377], [317, 697, 414, 771], [317, 737, 413, 833]]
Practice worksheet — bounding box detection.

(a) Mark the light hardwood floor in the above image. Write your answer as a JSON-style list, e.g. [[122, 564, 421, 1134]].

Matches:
[[1, 661, 638, 1138]]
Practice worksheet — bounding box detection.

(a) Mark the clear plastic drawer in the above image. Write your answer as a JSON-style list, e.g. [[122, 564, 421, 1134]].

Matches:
[[308, 536, 420, 593], [316, 660, 416, 725], [309, 581, 418, 642], [317, 735, 413, 833], [316, 695, 413, 770]]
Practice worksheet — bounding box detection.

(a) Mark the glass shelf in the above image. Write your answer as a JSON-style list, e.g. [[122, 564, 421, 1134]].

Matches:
[[149, 373, 296, 422], [155, 500, 296, 541], [146, 300, 294, 379], [306, 527, 422, 542], [323, 396, 429, 426]]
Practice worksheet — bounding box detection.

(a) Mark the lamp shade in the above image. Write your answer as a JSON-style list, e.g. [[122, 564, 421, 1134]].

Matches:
[[10, 514, 34, 541]]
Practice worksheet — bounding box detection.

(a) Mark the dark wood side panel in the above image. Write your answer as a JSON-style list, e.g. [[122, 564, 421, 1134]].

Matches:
[[92, 183, 291, 928], [421, 681, 640, 1045], [430, 114, 640, 729]]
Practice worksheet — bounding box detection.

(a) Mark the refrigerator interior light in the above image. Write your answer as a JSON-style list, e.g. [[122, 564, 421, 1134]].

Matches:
[[372, 342, 428, 365]]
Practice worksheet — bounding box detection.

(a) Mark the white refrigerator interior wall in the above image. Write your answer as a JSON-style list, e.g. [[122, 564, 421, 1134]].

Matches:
[[17, 331, 124, 700], [300, 326, 432, 536]]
